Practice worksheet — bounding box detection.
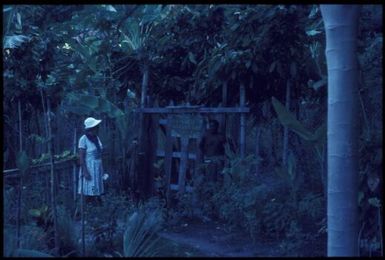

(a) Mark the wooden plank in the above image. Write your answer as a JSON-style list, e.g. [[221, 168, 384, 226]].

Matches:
[[159, 119, 201, 138], [178, 137, 189, 193], [157, 150, 197, 160], [135, 107, 250, 114], [170, 184, 193, 192], [169, 114, 203, 138]]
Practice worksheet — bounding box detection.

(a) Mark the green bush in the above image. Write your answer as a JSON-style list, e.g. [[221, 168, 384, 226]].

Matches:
[[122, 207, 163, 257]]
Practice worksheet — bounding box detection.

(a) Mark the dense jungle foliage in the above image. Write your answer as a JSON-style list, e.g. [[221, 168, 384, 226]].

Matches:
[[3, 4, 382, 257]]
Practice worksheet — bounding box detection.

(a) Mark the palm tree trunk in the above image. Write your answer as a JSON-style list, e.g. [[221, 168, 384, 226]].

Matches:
[[320, 4, 361, 256]]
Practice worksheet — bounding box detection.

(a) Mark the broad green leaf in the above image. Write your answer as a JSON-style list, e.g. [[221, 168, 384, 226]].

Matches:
[[313, 122, 326, 142], [271, 97, 315, 141], [3, 35, 31, 49], [306, 29, 322, 36], [308, 5, 318, 18], [123, 209, 162, 256], [104, 5, 117, 12], [28, 209, 42, 217], [12, 249, 53, 257], [100, 98, 124, 118], [287, 151, 296, 181], [188, 52, 197, 64], [311, 78, 327, 91], [109, 99, 124, 117], [16, 13, 22, 28], [98, 98, 111, 113], [116, 115, 128, 140], [230, 23, 239, 31], [78, 95, 99, 109], [63, 104, 93, 115], [16, 151, 29, 174], [3, 6, 13, 12], [358, 192, 364, 204]]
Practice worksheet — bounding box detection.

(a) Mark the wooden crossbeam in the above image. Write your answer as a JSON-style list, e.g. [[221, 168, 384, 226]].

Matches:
[[3, 158, 76, 176], [156, 150, 197, 160], [170, 184, 193, 192], [134, 107, 249, 114]]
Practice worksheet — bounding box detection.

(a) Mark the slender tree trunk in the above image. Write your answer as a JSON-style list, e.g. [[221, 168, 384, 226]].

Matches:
[[72, 129, 77, 203], [47, 98, 60, 255], [141, 63, 149, 109], [16, 100, 22, 249], [221, 81, 228, 134], [80, 170, 85, 256], [40, 88, 50, 204], [34, 107, 41, 156], [39, 88, 48, 153], [239, 83, 246, 159], [320, 4, 361, 256], [255, 126, 261, 176], [178, 137, 189, 193], [138, 62, 150, 197], [282, 80, 291, 166]]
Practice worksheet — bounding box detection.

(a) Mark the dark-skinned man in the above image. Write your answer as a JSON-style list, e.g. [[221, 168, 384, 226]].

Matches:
[[199, 119, 227, 182]]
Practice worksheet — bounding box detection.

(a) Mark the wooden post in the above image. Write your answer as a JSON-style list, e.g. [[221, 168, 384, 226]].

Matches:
[[178, 137, 189, 193], [164, 116, 173, 204], [240, 84, 246, 159]]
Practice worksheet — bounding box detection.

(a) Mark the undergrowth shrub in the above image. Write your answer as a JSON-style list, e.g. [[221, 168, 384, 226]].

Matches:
[[173, 143, 325, 250]]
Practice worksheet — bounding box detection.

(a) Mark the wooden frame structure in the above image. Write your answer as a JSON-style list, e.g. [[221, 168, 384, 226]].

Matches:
[[136, 84, 249, 198]]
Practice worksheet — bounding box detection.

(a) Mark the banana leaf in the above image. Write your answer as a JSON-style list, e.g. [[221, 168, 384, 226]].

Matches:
[[63, 93, 124, 118], [3, 35, 31, 49], [12, 249, 53, 257], [16, 151, 29, 174], [271, 96, 316, 141]]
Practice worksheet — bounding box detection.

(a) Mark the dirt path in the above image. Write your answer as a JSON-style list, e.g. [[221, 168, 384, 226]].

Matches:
[[158, 220, 282, 257]]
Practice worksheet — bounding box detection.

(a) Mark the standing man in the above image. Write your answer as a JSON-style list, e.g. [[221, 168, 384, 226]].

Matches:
[[199, 119, 226, 182]]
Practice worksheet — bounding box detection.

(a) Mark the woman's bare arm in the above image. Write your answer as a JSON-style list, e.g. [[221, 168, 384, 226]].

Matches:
[[79, 148, 91, 180]]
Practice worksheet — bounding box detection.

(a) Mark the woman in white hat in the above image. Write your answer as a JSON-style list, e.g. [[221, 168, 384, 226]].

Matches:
[[78, 117, 104, 206]]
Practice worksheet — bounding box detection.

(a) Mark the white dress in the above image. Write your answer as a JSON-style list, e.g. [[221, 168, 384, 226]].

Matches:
[[77, 135, 104, 196]]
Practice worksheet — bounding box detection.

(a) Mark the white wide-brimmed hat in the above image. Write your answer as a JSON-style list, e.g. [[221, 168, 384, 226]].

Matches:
[[84, 117, 102, 129]]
